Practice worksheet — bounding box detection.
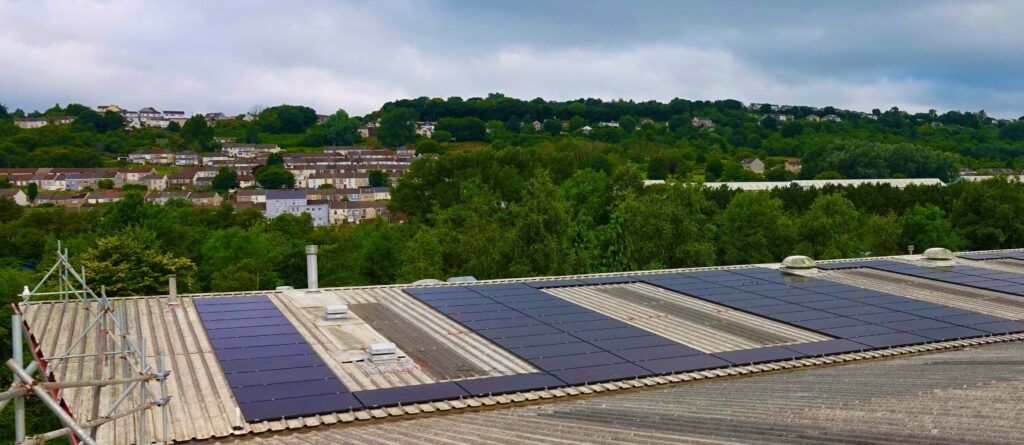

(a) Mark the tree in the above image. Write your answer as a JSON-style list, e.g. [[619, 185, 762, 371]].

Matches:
[[257, 105, 317, 133], [377, 107, 417, 147], [266, 152, 284, 166], [166, 121, 181, 132], [200, 227, 286, 291], [98, 179, 114, 190], [181, 114, 214, 150], [414, 138, 443, 155], [322, 109, 360, 145], [26, 183, 37, 203], [542, 118, 561, 136], [255, 165, 295, 189], [715, 191, 795, 264], [0, 103, 7, 120], [0, 197, 23, 223], [795, 193, 864, 259], [900, 204, 963, 252], [212, 167, 240, 193], [506, 172, 574, 276], [368, 169, 390, 188], [78, 228, 196, 296], [244, 124, 260, 143]]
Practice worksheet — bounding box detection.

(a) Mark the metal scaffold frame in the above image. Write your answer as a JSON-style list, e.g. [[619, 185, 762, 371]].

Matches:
[[2, 242, 172, 445]]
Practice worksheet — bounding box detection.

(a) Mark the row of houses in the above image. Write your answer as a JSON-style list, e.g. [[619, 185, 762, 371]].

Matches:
[[260, 189, 390, 226], [0, 167, 166, 191], [739, 158, 802, 175], [0, 189, 222, 207]]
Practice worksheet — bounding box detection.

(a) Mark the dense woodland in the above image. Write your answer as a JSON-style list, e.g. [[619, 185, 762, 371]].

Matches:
[[4, 95, 1024, 437]]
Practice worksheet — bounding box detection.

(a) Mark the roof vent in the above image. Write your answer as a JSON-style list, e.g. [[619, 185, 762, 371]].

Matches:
[[324, 304, 349, 321], [411, 279, 445, 285], [368, 342, 397, 363], [446, 276, 477, 283], [922, 247, 954, 261], [782, 255, 816, 269]]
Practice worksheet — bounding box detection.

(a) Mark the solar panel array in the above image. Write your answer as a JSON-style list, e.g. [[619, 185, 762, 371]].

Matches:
[[637, 268, 1024, 351], [819, 259, 1024, 300], [958, 252, 1024, 261], [195, 296, 361, 422], [195, 263, 1024, 420]]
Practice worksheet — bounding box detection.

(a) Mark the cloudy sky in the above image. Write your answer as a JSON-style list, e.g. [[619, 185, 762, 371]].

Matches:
[[2, 0, 1023, 117]]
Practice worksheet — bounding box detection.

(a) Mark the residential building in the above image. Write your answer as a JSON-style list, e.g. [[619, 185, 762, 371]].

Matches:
[[784, 158, 802, 174], [805, 115, 821, 122], [416, 122, 435, 138], [128, 148, 175, 165], [139, 174, 169, 191], [235, 190, 268, 204], [691, 117, 715, 129], [823, 114, 843, 122], [213, 136, 236, 144], [328, 200, 389, 224], [264, 190, 329, 226], [175, 150, 201, 166], [188, 192, 223, 208], [0, 189, 29, 206], [145, 191, 190, 205], [221, 143, 282, 158], [85, 190, 123, 204], [740, 158, 766, 174], [65, 171, 116, 191], [14, 116, 71, 129], [115, 168, 157, 186]]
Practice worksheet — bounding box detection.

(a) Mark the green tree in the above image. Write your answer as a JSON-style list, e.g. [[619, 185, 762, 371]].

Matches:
[[323, 109, 361, 145], [200, 227, 286, 291], [0, 197, 23, 223], [257, 105, 318, 133], [98, 179, 114, 190], [862, 213, 901, 256], [245, 124, 260, 143], [255, 165, 295, 189], [542, 118, 561, 136], [368, 169, 390, 188], [950, 179, 1024, 249], [795, 193, 864, 259], [377, 107, 417, 147], [78, 227, 196, 296], [414, 138, 444, 155], [166, 121, 181, 132], [715, 191, 795, 264], [900, 204, 963, 251], [266, 152, 284, 166], [506, 172, 573, 276], [181, 114, 214, 150], [26, 183, 37, 203], [212, 167, 240, 193]]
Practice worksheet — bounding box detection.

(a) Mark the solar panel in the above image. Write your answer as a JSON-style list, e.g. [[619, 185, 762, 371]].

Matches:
[[512, 342, 603, 359], [793, 317, 865, 330], [572, 326, 651, 342], [590, 335, 676, 351], [824, 305, 890, 317], [914, 326, 987, 341], [637, 354, 731, 374], [446, 309, 526, 323], [851, 312, 922, 324], [882, 319, 955, 332], [353, 382, 469, 407], [533, 312, 608, 324], [194, 296, 273, 306], [516, 305, 592, 317], [714, 346, 799, 365], [849, 332, 931, 348], [783, 339, 867, 356], [800, 299, 863, 310], [463, 317, 543, 331], [555, 319, 629, 333], [529, 351, 625, 371], [526, 279, 587, 288], [612, 344, 703, 362], [195, 295, 361, 421], [238, 393, 362, 422], [456, 373, 567, 396], [970, 320, 1024, 334], [549, 362, 651, 385], [820, 324, 897, 338], [477, 324, 562, 339], [502, 299, 575, 310], [492, 333, 580, 349], [423, 297, 495, 308], [769, 310, 836, 323]]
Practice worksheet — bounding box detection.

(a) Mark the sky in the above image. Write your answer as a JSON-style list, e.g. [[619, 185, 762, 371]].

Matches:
[[2, 0, 1023, 117]]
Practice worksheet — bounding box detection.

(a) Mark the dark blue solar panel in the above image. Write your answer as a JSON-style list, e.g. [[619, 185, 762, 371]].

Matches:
[[527, 279, 587, 289], [492, 333, 580, 349], [550, 363, 652, 385], [784, 339, 867, 356], [971, 320, 1024, 334], [714, 346, 799, 365], [800, 299, 863, 310], [238, 393, 362, 422], [556, 319, 629, 333], [821, 324, 897, 338], [572, 326, 651, 342], [914, 326, 987, 341], [825, 305, 889, 317], [194, 296, 272, 306], [793, 317, 865, 330], [850, 332, 931, 348], [534, 312, 608, 324], [937, 313, 1009, 326], [852, 312, 921, 324], [456, 373, 567, 396], [502, 299, 575, 310], [463, 317, 543, 331], [882, 319, 955, 332], [423, 297, 495, 308], [195, 295, 360, 420], [353, 382, 469, 407], [477, 324, 562, 339], [529, 351, 625, 371], [435, 303, 509, 314], [226, 365, 337, 388], [770, 310, 836, 323], [613, 344, 703, 362], [516, 305, 592, 317], [638, 354, 731, 374], [590, 335, 676, 351], [512, 342, 603, 359], [446, 310, 525, 323]]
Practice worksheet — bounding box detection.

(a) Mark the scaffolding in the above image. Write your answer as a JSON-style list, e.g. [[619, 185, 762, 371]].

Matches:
[[2, 242, 172, 445]]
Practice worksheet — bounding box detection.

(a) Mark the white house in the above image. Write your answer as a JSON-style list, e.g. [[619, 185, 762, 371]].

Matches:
[[740, 158, 766, 174]]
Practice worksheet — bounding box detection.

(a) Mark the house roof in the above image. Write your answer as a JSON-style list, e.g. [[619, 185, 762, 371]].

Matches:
[[18, 249, 1024, 444], [266, 189, 307, 200]]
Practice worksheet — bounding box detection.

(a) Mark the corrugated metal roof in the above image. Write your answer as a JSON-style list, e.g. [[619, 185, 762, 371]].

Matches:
[[201, 340, 1024, 445]]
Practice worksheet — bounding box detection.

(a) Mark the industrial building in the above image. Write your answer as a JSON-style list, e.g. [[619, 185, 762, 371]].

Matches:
[[6, 247, 1024, 444]]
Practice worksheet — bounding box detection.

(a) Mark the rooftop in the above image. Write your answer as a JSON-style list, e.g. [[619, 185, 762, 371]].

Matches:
[[14, 250, 1024, 444]]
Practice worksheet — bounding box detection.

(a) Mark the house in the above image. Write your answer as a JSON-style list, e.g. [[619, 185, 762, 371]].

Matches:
[[580, 125, 593, 135], [213, 136, 236, 144], [65, 171, 116, 191], [14, 118, 50, 129], [128, 148, 175, 165], [770, 114, 793, 122], [33, 191, 85, 207], [805, 115, 821, 122], [145, 191, 190, 205], [416, 122, 435, 138], [784, 158, 802, 174], [823, 114, 842, 122], [740, 158, 766, 174], [139, 174, 168, 191], [328, 200, 389, 225], [174, 150, 201, 166], [30, 173, 67, 191], [201, 153, 232, 166], [691, 117, 715, 130], [221, 143, 282, 158], [137, 107, 162, 119], [265, 190, 330, 226], [115, 168, 157, 186], [317, 114, 330, 125], [205, 113, 229, 125], [0, 189, 29, 206], [167, 171, 196, 189], [598, 121, 620, 127], [85, 190, 123, 204], [188, 192, 223, 208], [95, 105, 124, 114], [237, 174, 256, 188], [357, 126, 373, 139], [235, 189, 268, 204], [532, 121, 543, 132]]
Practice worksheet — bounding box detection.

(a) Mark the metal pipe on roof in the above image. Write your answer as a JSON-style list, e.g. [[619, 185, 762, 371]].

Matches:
[[306, 245, 319, 291]]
